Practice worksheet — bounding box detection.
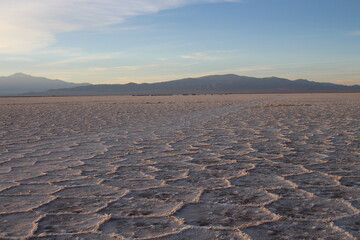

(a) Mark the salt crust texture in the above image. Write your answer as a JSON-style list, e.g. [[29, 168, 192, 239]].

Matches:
[[0, 93, 359, 239]]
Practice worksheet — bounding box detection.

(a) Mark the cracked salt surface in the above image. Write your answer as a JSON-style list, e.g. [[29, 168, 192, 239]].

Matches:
[[0, 93, 359, 239]]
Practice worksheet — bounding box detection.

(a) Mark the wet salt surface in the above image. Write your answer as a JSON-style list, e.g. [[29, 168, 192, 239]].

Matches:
[[0, 94, 359, 239]]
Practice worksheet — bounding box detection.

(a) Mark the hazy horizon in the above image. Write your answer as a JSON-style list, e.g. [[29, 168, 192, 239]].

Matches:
[[0, 0, 359, 86]]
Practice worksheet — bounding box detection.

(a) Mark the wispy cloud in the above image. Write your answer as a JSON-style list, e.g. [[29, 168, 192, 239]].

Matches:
[[88, 64, 162, 72], [0, 57, 34, 62], [40, 52, 123, 66], [0, 0, 240, 54], [235, 66, 273, 72], [89, 65, 140, 72], [349, 31, 360, 36], [194, 66, 274, 76], [181, 52, 219, 60], [35, 48, 83, 57]]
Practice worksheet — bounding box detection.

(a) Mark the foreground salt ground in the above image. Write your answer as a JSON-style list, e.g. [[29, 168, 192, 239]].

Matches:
[[0, 93, 359, 239]]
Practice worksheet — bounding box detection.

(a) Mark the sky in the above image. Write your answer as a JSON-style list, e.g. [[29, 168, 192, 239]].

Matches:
[[0, 0, 359, 85]]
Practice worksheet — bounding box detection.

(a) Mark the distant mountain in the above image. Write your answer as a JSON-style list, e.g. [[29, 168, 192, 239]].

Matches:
[[0, 73, 91, 96], [28, 74, 360, 96]]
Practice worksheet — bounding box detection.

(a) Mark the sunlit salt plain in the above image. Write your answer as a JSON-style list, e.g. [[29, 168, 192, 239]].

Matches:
[[0, 93, 359, 239]]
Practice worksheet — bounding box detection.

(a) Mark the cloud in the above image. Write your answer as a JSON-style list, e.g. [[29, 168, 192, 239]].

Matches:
[[0, 22, 54, 54], [40, 53, 122, 66], [0, 0, 240, 54], [181, 52, 219, 60], [89, 65, 140, 71], [0, 56, 34, 62], [349, 31, 360, 36], [88, 64, 162, 72], [35, 48, 83, 57], [192, 66, 273, 76], [234, 66, 273, 72]]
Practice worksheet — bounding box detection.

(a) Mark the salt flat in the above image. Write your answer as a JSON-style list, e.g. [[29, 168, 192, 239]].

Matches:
[[0, 93, 359, 239]]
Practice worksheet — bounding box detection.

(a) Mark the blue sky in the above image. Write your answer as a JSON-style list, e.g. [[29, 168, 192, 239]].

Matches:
[[0, 0, 359, 85]]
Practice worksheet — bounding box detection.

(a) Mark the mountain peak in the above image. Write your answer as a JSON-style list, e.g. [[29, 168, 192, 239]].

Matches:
[[294, 79, 310, 83], [0, 73, 91, 96], [9, 72, 33, 78]]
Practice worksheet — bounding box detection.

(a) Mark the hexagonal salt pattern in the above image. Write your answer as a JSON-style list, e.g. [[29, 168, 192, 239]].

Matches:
[[1, 94, 359, 239]]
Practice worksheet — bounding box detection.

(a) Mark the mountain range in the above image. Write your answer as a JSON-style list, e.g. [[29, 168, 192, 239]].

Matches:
[[0, 73, 359, 96], [0, 73, 90, 96]]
